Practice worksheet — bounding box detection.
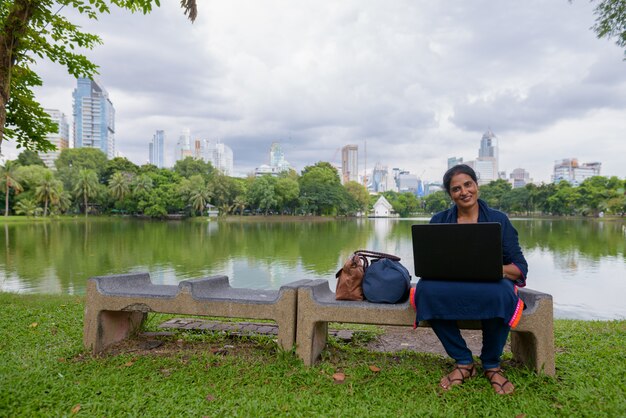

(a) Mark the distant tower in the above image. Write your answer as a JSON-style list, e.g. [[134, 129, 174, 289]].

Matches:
[[39, 109, 69, 169], [72, 77, 115, 158], [269, 142, 291, 172], [474, 129, 499, 185], [479, 129, 497, 158], [341, 144, 358, 183], [149, 130, 165, 168], [175, 128, 192, 161]]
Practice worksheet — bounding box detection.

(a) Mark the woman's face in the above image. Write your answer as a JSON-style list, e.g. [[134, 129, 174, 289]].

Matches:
[[449, 173, 479, 209]]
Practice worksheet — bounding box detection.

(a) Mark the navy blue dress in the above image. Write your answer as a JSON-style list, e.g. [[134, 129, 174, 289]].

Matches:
[[413, 199, 528, 327]]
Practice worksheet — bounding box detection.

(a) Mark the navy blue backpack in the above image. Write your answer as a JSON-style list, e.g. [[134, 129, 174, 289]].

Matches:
[[362, 256, 411, 304]]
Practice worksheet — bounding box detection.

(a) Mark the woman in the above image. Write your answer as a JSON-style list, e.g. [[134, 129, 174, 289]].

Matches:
[[413, 164, 528, 395]]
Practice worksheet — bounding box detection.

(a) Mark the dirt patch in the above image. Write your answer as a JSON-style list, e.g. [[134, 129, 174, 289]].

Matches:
[[96, 320, 509, 360]]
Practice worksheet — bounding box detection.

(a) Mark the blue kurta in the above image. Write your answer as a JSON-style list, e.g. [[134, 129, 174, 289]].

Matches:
[[413, 199, 528, 325]]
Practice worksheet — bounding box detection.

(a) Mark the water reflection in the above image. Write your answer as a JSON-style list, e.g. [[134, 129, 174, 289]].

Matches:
[[0, 217, 624, 320]]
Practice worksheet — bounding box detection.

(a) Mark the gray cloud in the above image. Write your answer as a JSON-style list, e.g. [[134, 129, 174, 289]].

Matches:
[[3, 0, 624, 184]]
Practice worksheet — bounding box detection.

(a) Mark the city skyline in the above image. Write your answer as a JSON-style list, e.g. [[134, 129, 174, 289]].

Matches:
[[3, 1, 625, 183]]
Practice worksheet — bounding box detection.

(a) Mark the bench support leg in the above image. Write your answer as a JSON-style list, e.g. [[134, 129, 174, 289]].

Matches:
[[84, 309, 146, 354], [511, 325, 555, 376], [297, 320, 328, 366]]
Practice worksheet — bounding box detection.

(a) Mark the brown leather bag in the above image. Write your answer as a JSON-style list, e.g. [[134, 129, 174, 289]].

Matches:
[[335, 250, 401, 301], [335, 253, 367, 300]]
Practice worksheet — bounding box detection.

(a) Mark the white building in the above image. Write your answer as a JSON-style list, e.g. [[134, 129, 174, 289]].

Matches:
[[372, 195, 394, 217], [552, 158, 601, 185], [39, 109, 69, 169]]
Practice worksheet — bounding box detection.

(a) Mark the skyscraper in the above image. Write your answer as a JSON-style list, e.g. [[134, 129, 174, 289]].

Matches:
[[39, 109, 69, 169], [149, 130, 165, 168], [474, 129, 499, 185], [175, 128, 192, 161], [203, 140, 234, 176], [341, 144, 358, 184], [72, 77, 115, 158]]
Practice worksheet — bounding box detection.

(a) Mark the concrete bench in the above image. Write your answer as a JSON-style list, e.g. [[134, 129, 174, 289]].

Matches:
[[84, 273, 308, 354], [296, 280, 555, 376]]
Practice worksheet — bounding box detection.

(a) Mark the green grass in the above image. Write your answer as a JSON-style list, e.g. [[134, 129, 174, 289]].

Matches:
[[1, 292, 624, 417]]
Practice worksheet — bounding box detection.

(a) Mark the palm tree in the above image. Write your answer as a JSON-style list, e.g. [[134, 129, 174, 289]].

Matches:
[[233, 195, 247, 215], [0, 161, 23, 216], [54, 190, 72, 215], [35, 171, 63, 217], [132, 174, 153, 196], [189, 186, 210, 216], [108, 172, 131, 201], [14, 199, 38, 217], [73, 169, 99, 217]]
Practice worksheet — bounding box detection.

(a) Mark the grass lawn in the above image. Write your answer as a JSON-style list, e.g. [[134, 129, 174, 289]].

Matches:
[[1, 292, 624, 417]]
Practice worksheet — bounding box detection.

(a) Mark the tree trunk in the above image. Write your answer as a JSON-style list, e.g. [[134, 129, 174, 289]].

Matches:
[[84, 193, 88, 217], [43, 197, 48, 217], [0, 0, 36, 149], [4, 184, 8, 216]]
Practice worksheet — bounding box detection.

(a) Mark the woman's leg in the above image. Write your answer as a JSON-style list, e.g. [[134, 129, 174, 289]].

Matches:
[[430, 319, 476, 390], [480, 318, 510, 369], [481, 318, 515, 394]]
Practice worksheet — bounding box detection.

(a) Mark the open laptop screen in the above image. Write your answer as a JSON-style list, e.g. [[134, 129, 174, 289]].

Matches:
[[411, 223, 503, 281]]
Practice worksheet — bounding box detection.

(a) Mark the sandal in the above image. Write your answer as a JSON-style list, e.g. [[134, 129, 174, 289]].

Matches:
[[484, 368, 515, 395], [440, 364, 476, 391]]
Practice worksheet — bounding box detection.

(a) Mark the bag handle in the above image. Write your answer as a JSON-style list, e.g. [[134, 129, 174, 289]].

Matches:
[[354, 250, 401, 262]]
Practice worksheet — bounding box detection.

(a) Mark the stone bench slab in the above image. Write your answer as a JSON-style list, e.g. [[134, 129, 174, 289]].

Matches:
[[84, 273, 308, 354], [296, 280, 555, 376]]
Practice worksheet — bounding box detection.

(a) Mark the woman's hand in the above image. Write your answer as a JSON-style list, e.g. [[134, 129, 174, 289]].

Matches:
[[502, 264, 522, 281]]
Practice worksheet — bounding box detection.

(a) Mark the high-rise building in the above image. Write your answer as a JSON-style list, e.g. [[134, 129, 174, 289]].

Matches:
[[341, 145, 359, 184], [175, 128, 192, 161], [39, 109, 69, 169], [552, 158, 600, 185], [471, 129, 499, 185], [149, 130, 165, 168], [204, 140, 234, 176], [447, 156, 463, 169], [72, 77, 115, 158], [479, 129, 497, 158], [510, 168, 532, 188]]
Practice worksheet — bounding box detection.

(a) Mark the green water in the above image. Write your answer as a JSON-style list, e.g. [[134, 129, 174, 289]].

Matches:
[[1, 217, 624, 319]]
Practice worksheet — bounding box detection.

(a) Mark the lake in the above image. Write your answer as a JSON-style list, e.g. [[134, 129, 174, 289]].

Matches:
[[1, 217, 624, 320]]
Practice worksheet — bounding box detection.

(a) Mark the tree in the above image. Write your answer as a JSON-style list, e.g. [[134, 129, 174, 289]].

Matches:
[[299, 162, 344, 215], [16, 149, 45, 166], [344, 181, 369, 214], [73, 168, 99, 217], [103, 157, 139, 183], [14, 197, 37, 217], [0, 160, 23, 216], [173, 157, 214, 180], [589, 0, 626, 59], [423, 191, 450, 213], [35, 170, 62, 217], [108, 171, 131, 201], [247, 175, 278, 215], [0, 0, 197, 152]]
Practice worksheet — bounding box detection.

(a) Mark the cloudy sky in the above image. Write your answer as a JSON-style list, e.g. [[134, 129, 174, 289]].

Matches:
[[6, 0, 626, 183]]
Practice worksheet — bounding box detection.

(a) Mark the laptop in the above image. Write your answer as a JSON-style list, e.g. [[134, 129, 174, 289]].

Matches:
[[411, 223, 503, 281]]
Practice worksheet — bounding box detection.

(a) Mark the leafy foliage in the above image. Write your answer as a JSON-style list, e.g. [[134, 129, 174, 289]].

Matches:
[[0, 0, 197, 151], [591, 0, 626, 58]]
